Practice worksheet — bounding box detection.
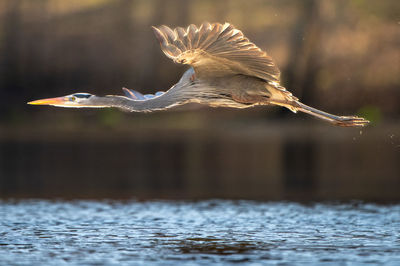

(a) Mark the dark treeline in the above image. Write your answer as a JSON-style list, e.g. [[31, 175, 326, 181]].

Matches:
[[0, 0, 398, 123]]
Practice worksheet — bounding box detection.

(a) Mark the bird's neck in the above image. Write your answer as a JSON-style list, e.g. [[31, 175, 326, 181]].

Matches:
[[92, 92, 189, 112]]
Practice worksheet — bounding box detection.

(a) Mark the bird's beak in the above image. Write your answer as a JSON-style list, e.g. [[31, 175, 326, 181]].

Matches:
[[27, 97, 67, 106]]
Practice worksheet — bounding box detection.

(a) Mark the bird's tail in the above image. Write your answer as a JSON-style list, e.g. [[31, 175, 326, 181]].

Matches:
[[288, 101, 369, 127]]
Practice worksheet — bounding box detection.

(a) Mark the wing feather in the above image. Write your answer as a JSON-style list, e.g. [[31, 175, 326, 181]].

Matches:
[[152, 22, 280, 82], [186, 24, 197, 48], [172, 28, 186, 52], [159, 25, 175, 43]]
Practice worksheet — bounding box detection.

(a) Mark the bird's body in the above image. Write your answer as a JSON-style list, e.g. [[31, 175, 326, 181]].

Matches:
[[28, 22, 369, 127]]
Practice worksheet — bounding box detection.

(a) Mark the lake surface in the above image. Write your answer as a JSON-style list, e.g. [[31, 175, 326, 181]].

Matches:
[[1, 200, 399, 265]]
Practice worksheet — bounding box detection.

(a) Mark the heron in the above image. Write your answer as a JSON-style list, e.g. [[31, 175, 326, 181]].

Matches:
[[28, 22, 369, 127]]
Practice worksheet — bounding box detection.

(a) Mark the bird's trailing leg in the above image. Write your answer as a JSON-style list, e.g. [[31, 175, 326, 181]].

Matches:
[[290, 101, 369, 127], [265, 83, 369, 127]]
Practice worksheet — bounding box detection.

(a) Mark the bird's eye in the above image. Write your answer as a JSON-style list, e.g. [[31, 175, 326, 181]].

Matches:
[[70, 96, 76, 101]]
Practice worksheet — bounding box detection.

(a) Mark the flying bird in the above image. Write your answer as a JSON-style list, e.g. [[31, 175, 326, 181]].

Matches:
[[28, 22, 368, 127]]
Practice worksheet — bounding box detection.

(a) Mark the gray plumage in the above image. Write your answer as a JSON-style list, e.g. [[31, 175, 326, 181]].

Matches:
[[28, 22, 369, 127]]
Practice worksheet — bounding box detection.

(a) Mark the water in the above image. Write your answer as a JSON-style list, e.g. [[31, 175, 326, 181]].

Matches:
[[1, 200, 399, 265]]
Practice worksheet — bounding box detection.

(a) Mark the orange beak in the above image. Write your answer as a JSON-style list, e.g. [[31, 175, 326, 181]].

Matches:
[[27, 97, 67, 106]]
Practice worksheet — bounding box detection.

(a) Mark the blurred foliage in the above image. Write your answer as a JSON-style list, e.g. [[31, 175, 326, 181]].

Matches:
[[350, 0, 400, 20], [98, 109, 123, 128], [357, 105, 382, 126]]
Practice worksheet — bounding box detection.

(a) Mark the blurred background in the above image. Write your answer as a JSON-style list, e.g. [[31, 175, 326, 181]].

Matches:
[[0, 0, 399, 201]]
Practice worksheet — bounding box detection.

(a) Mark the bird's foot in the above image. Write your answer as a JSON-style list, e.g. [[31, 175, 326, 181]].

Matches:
[[333, 116, 370, 127]]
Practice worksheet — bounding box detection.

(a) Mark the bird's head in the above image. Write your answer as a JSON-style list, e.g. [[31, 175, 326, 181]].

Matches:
[[28, 93, 102, 108]]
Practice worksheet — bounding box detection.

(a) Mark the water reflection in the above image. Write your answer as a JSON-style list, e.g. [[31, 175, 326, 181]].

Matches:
[[0, 200, 399, 264]]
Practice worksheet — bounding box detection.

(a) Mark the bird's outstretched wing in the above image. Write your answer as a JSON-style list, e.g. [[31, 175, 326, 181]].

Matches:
[[152, 22, 280, 82]]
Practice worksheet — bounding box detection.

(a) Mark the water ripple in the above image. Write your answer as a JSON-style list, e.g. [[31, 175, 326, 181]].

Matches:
[[0, 200, 399, 265]]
